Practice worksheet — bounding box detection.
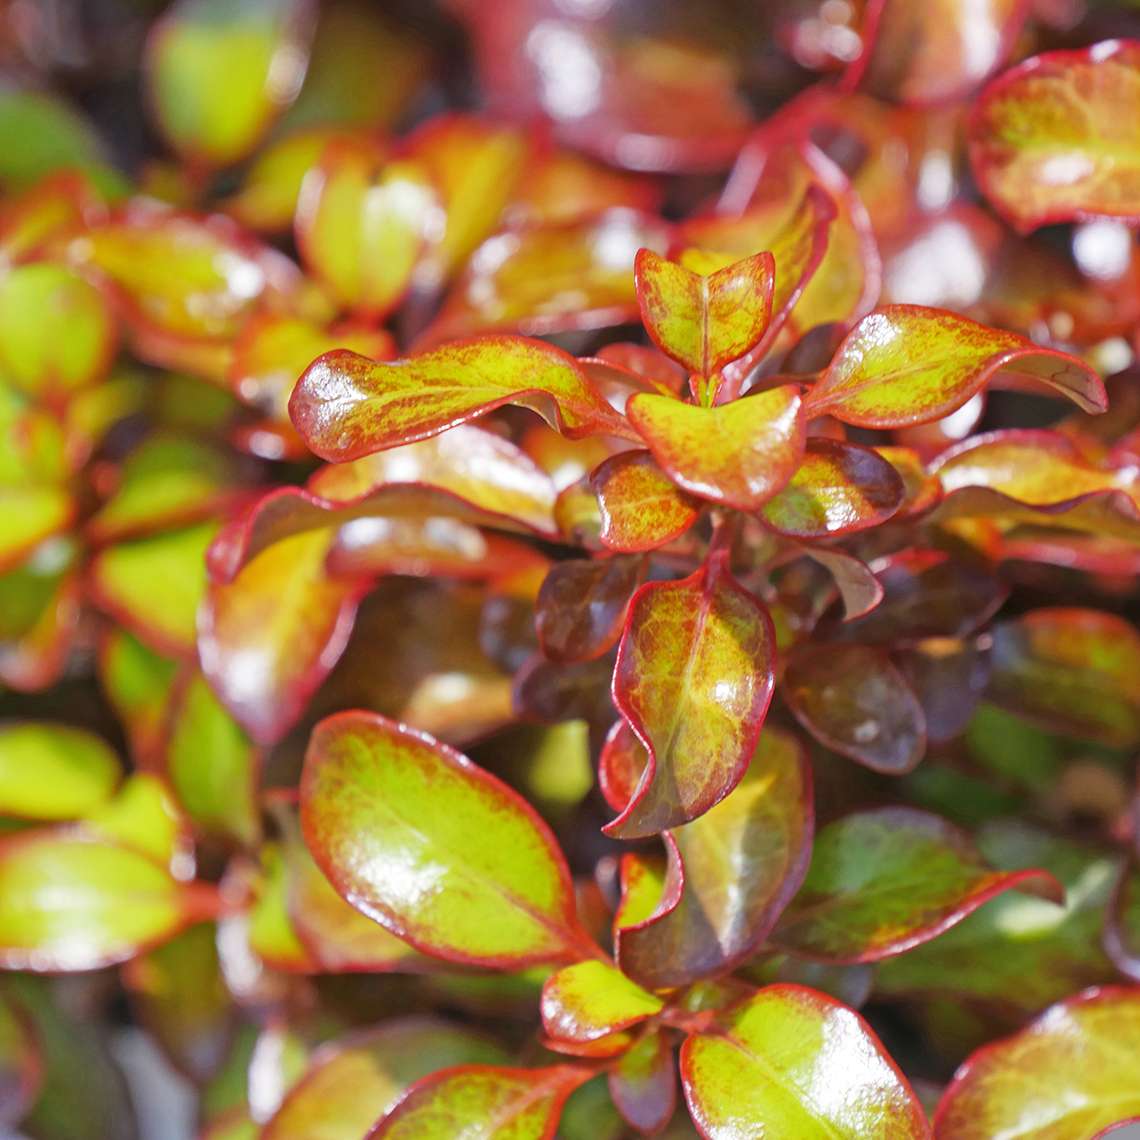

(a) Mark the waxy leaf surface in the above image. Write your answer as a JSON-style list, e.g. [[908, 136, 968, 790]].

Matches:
[[934, 987, 1140, 1139], [607, 559, 776, 837], [807, 306, 1106, 428], [290, 337, 629, 463], [591, 450, 701, 553], [784, 643, 926, 773], [969, 41, 1140, 232], [541, 960, 664, 1046], [536, 557, 643, 664], [198, 527, 365, 745], [616, 727, 812, 988], [0, 723, 119, 821], [262, 1020, 506, 1140], [986, 608, 1140, 747], [773, 808, 1061, 963], [369, 1064, 591, 1140], [627, 386, 805, 510], [681, 985, 929, 1139], [761, 438, 904, 538], [635, 249, 774, 377], [301, 712, 588, 966]]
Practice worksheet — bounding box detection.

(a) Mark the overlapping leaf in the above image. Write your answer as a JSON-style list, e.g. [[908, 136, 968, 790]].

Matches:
[[541, 960, 664, 1047], [535, 556, 643, 664], [591, 450, 701, 552]]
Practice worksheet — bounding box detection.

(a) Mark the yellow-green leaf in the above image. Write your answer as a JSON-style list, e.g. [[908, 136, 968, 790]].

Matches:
[[0, 723, 119, 821]]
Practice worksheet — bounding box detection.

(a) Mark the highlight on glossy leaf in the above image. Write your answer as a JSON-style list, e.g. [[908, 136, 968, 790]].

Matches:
[[300, 711, 591, 967], [807, 305, 1107, 428], [634, 247, 775, 377], [606, 556, 776, 838]]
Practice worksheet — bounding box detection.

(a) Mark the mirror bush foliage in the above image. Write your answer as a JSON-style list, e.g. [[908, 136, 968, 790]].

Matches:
[[1, 1, 1140, 1136]]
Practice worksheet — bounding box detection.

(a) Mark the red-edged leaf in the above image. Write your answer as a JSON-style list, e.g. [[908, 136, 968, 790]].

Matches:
[[591, 450, 701, 553], [627, 385, 805, 510], [300, 711, 591, 967], [896, 639, 992, 744], [681, 985, 929, 1139], [605, 557, 776, 838], [368, 1064, 592, 1140], [145, 0, 312, 167], [0, 552, 81, 693], [290, 336, 632, 463], [783, 642, 926, 773], [773, 807, 1062, 963], [760, 438, 904, 538], [934, 987, 1140, 1138], [860, 0, 1026, 104], [536, 557, 644, 664], [0, 170, 102, 264], [262, 1020, 507, 1140], [615, 727, 813, 988], [198, 528, 365, 745], [608, 1030, 676, 1136], [296, 146, 441, 319], [986, 608, 1140, 747], [969, 40, 1140, 233], [1106, 858, 1140, 984], [541, 959, 664, 1047], [424, 210, 671, 343], [807, 305, 1107, 428], [634, 248, 775, 377]]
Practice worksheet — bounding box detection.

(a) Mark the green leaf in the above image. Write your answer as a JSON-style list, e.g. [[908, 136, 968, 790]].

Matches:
[[0, 722, 119, 821], [290, 337, 631, 463], [614, 727, 812, 988], [541, 960, 664, 1047], [89, 521, 217, 657], [146, 0, 313, 167], [0, 264, 117, 400], [634, 249, 774, 377], [783, 643, 926, 774], [84, 773, 188, 872], [591, 450, 701, 553], [627, 385, 805, 510], [0, 988, 42, 1127], [772, 808, 1062, 963], [368, 1064, 592, 1140], [262, 1020, 507, 1140], [0, 832, 206, 970], [986, 608, 1140, 747], [934, 987, 1140, 1138], [807, 306, 1106, 428], [969, 41, 1140, 232], [681, 985, 928, 1138], [165, 672, 260, 846], [301, 711, 591, 967], [606, 556, 776, 837], [97, 630, 178, 764]]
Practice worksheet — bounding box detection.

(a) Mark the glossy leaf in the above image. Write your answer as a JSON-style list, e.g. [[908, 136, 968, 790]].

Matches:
[[986, 609, 1140, 747], [591, 450, 701, 553], [934, 987, 1140, 1138], [0, 264, 117, 400], [0, 833, 208, 970], [627, 385, 805, 510], [199, 528, 365, 745], [369, 1063, 592, 1140], [536, 557, 643, 664], [807, 305, 1106, 428], [608, 1030, 676, 1136], [0, 723, 119, 821], [262, 1020, 506, 1140], [635, 248, 775, 377], [296, 147, 441, 319], [773, 807, 1061, 963], [681, 985, 929, 1139], [615, 727, 813, 988], [89, 521, 217, 657], [760, 438, 904, 538], [301, 711, 589, 966], [969, 41, 1140, 233], [541, 959, 663, 1047], [424, 209, 671, 343], [784, 643, 926, 773], [290, 336, 630, 463], [606, 557, 776, 838], [146, 0, 312, 167]]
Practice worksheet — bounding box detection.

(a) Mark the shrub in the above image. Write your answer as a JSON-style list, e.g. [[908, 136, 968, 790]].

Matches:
[[0, 2, 1139, 1137]]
